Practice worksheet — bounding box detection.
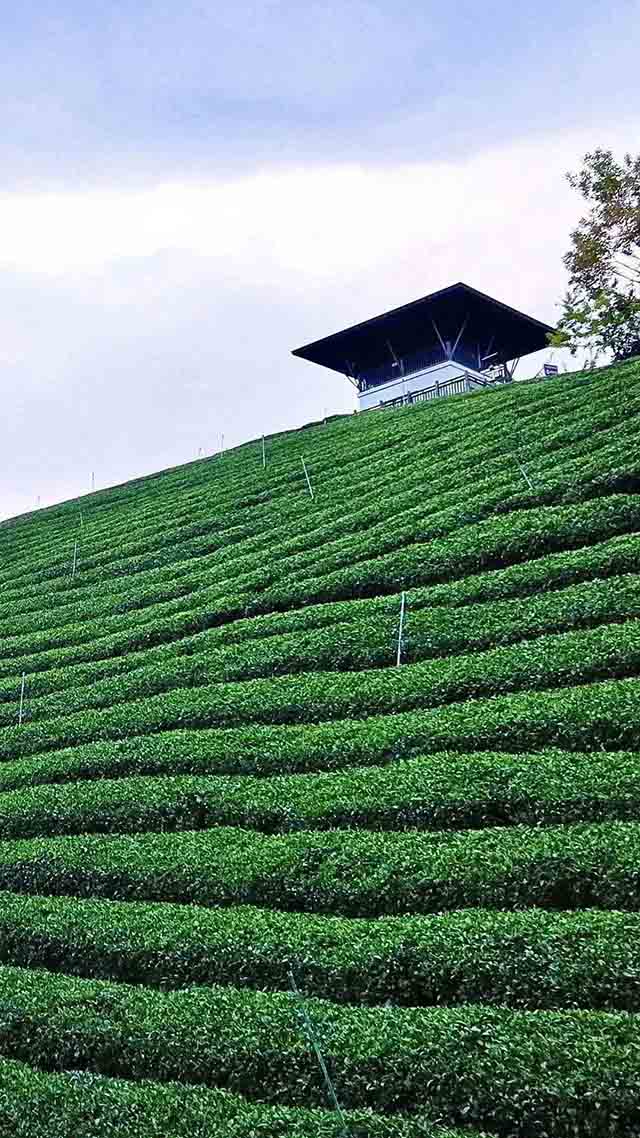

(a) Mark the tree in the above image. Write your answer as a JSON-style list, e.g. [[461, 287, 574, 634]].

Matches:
[[550, 148, 640, 364]]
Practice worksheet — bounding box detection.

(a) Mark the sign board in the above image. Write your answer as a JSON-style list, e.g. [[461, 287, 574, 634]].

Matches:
[[544, 363, 559, 377]]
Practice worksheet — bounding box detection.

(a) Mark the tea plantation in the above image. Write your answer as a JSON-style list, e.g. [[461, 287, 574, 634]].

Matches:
[[0, 360, 639, 1137]]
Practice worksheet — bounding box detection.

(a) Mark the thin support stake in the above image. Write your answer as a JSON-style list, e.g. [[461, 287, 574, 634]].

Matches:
[[91, 471, 95, 492], [396, 590, 407, 667], [515, 456, 534, 491], [262, 434, 266, 469], [288, 971, 349, 1136], [71, 540, 78, 581], [301, 458, 314, 500], [18, 673, 26, 726]]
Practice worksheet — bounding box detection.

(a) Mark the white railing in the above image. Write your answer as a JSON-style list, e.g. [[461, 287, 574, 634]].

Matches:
[[376, 371, 490, 409]]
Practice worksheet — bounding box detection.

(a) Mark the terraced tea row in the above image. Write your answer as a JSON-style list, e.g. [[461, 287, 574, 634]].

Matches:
[[1, 747, 638, 839], [1, 360, 639, 1137], [2, 547, 640, 714], [2, 676, 637, 791], [1, 408, 636, 653], [2, 620, 639, 761], [0, 819, 638, 915], [2, 361, 621, 573], [1, 892, 637, 1010], [0, 963, 636, 1136], [1, 363, 634, 610], [0, 1056, 459, 1138], [2, 493, 639, 688], [3, 574, 640, 728]]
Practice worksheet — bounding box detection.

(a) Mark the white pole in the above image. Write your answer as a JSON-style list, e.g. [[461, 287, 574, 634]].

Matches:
[[18, 673, 26, 726], [301, 457, 314, 500], [91, 471, 95, 492], [71, 540, 78, 581], [515, 456, 534, 491], [262, 434, 266, 469], [396, 591, 406, 667]]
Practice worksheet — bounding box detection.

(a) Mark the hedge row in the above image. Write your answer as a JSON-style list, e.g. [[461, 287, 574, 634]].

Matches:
[[4, 573, 640, 728], [1, 378, 635, 627], [1, 748, 640, 840], [0, 963, 637, 1134], [1, 891, 638, 1010], [0, 422, 621, 655], [2, 362, 623, 596], [3, 516, 640, 708], [0, 1056, 461, 1138], [2, 524, 639, 715], [10, 396, 640, 637], [2, 617, 638, 759], [1, 675, 638, 792], [2, 481, 638, 692], [247, 491, 640, 613], [0, 819, 638, 915]]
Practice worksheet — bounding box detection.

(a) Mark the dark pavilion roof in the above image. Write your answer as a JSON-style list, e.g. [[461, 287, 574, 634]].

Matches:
[[292, 282, 554, 375]]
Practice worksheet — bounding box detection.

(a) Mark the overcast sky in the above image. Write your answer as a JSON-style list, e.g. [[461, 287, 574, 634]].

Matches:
[[2, 0, 639, 520]]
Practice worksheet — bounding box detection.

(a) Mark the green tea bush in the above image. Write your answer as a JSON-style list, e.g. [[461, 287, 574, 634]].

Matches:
[[0, 964, 637, 1135], [0, 818, 638, 915], [0, 891, 638, 1010], [0, 359, 638, 1136]]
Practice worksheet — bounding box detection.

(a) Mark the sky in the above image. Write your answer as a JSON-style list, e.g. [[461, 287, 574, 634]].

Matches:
[[1, 0, 639, 519]]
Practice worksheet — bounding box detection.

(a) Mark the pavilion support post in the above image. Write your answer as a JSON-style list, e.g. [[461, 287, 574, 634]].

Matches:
[[343, 363, 359, 390], [386, 339, 404, 374], [480, 335, 496, 369], [451, 314, 470, 359], [431, 318, 448, 359]]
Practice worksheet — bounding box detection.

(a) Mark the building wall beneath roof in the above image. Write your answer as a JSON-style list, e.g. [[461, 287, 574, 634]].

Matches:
[[357, 361, 486, 411]]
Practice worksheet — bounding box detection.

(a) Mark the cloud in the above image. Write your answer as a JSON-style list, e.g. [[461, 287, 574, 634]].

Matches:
[[1, 1, 638, 185], [0, 119, 638, 521], [0, 123, 626, 281]]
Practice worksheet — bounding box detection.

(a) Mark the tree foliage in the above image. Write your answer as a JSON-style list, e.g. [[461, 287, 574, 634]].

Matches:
[[550, 149, 640, 363]]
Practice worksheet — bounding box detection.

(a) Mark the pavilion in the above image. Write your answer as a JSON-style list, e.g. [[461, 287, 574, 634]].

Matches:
[[292, 282, 554, 410]]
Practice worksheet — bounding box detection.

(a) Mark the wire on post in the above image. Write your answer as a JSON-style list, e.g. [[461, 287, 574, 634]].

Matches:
[[288, 970, 349, 1137]]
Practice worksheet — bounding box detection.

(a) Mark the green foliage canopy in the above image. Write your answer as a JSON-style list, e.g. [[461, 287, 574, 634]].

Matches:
[[551, 149, 640, 362]]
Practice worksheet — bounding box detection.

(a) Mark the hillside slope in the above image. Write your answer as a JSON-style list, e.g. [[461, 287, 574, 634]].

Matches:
[[0, 360, 639, 1137]]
